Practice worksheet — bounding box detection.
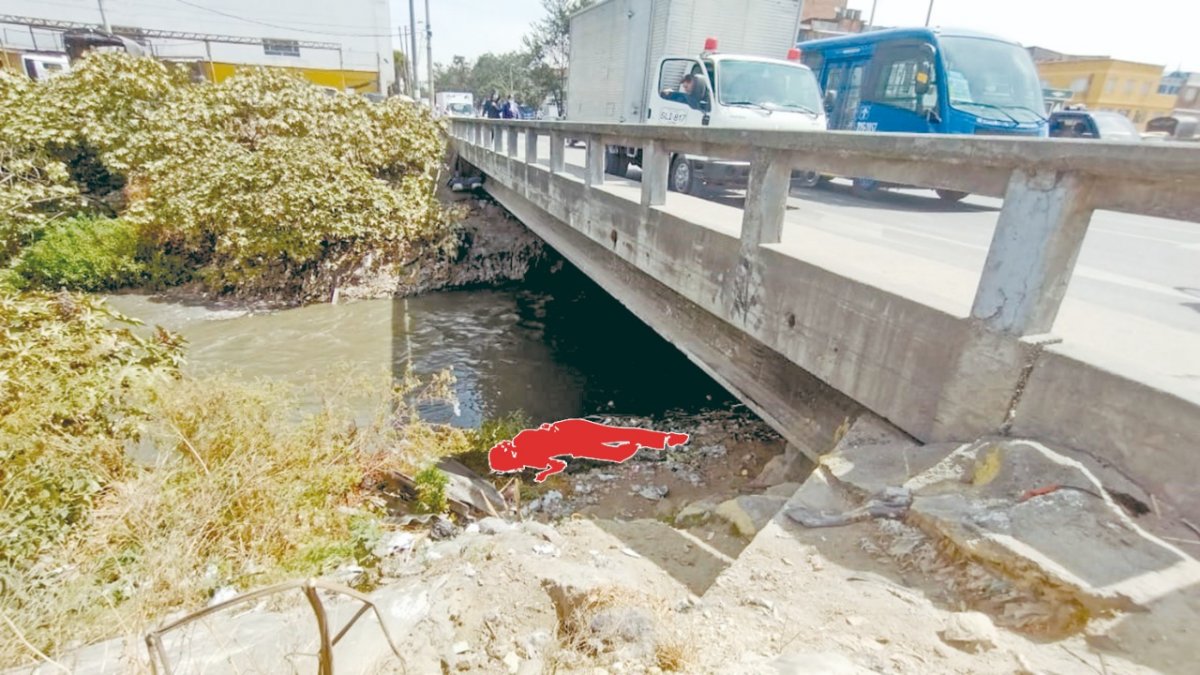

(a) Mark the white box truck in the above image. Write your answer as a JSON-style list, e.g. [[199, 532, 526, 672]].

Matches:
[[436, 91, 476, 118], [565, 0, 827, 193]]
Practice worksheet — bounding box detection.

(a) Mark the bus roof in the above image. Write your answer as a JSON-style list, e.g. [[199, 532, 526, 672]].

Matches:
[[797, 27, 1020, 51]]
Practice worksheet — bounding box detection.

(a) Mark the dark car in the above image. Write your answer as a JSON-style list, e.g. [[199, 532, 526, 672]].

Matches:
[[1048, 110, 1141, 141]]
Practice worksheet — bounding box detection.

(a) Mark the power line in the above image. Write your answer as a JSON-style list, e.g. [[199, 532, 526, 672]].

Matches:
[[172, 0, 398, 38]]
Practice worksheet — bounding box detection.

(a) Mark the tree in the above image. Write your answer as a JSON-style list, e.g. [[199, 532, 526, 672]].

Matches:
[[392, 49, 409, 95], [523, 0, 592, 114], [433, 55, 473, 94]]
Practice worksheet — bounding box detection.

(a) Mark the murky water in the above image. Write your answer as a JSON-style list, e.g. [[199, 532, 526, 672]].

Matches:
[[105, 265, 734, 427]]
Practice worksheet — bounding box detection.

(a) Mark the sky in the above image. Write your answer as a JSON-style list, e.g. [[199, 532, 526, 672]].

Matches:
[[390, 0, 1200, 73]]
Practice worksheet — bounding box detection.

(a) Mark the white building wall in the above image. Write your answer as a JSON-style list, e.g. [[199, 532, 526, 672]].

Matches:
[[0, 0, 394, 91]]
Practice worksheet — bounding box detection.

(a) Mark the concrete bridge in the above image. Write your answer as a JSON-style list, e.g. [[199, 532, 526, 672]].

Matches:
[[448, 118, 1200, 520]]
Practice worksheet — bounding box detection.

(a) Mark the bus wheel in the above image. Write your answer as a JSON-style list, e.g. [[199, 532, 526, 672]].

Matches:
[[851, 178, 879, 199], [936, 189, 969, 203], [670, 157, 696, 194]]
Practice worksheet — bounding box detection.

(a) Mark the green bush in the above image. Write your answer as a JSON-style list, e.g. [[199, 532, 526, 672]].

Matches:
[[414, 465, 450, 514], [13, 216, 144, 291]]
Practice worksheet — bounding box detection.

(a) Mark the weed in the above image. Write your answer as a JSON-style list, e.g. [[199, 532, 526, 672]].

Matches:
[[414, 465, 450, 514]]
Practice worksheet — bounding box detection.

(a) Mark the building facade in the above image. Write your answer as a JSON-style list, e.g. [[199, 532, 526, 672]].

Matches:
[[0, 0, 394, 93], [1035, 57, 1176, 129], [1161, 71, 1200, 114]]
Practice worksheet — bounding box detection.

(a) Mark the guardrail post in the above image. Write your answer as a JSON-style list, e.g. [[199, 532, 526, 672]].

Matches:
[[585, 137, 605, 186], [641, 140, 669, 207], [507, 126, 519, 158], [492, 125, 503, 153], [525, 129, 538, 164], [971, 169, 1095, 336], [469, 124, 478, 145], [550, 132, 565, 173], [740, 151, 791, 248]]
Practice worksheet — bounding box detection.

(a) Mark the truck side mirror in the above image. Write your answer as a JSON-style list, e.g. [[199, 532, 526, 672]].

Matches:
[[915, 65, 932, 96], [698, 98, 711, 113]]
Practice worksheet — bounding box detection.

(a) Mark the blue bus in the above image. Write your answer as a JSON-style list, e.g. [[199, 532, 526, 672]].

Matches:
[[798, 28, 1048, 200]]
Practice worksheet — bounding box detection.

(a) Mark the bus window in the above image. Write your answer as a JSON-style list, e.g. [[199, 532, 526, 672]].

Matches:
[[866, 43, 938, 115]]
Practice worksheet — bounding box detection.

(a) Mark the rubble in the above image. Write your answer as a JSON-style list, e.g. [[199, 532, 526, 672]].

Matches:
[[939, 612, 998, 653]]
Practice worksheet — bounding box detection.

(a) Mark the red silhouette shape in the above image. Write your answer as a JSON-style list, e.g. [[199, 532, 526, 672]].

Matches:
[[488, 418, 689, 482]]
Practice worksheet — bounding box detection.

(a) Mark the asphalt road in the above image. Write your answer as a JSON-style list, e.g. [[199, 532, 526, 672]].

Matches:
[[526, 138, 1200, 388]]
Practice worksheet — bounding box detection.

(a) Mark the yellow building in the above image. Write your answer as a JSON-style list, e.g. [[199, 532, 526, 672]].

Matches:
[[1037, 58, 1177, 129]]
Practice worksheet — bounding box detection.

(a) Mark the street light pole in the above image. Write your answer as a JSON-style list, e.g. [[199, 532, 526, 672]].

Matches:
[[925, 0, 935, 27], [408, 0, 419, 99], [424, 0, 433, 105], [97, 0, 111, 33]]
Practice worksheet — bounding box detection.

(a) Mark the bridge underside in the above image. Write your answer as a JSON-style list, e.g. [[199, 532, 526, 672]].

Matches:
[[454, 134, 1200, 521], [482, 178, 872, 459]]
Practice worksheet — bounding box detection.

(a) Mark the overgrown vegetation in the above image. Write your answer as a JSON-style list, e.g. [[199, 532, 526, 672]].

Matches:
[[1, 53, 454, 299], [12, 216, 144, 291], [413, 465, 450, 514], [0, 292, 460, 668]]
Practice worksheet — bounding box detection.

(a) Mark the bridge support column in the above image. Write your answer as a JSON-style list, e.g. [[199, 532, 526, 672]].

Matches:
[[971, 169, 1095, 336], [585, 137, 605, 186], [524, 129, 538, 164], [550, 133, 565, 173], [641, 140, 669, 207], [507, 127, 519, 158], [740, 152, 791, 249]]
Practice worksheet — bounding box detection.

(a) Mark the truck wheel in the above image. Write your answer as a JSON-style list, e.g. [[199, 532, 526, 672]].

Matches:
[[604, 149, 630, 177], [670, 157, 696, 195], [936, 189, 969, 203], [794, 170, 820, 189]]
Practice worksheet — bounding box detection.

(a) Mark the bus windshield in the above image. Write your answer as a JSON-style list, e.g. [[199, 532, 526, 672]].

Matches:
[[717, 60, 823, 115], [940, 37, 1046, 123]]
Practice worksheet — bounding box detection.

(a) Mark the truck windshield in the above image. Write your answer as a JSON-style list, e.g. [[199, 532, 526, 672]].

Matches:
[[448, 103, 473, 115], [1091, 112, 1141, 140], [716, 60, 822, 114], [941, 37, 1046, 123]]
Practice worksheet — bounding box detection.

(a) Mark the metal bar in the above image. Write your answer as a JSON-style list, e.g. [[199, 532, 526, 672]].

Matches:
[[971, 169, 1095, 336], [550, 133, 565, 173], [331, 604, 372, 647], [585, 137, 605, 186], [641, 140, 669, 207], [303, 581, 335, 675]]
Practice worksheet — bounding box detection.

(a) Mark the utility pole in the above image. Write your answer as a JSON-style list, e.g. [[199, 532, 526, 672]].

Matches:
[[925, 0, 935, 27], [868, 0, 878, 28], [408, 0, 419, 100], [398, 26, 409, 95], [97, 0, 111, 33], [424, 0, 433, 105]]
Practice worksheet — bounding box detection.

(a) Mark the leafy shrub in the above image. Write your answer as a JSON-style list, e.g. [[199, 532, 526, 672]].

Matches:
[[414, 465, 450, 514], [13, 216, 144, 291], [0, 53, 453, 298]]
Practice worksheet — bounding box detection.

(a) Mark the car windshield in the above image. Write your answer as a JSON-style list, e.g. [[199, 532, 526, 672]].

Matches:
[[1091, 112, 1141, 140], [716, 59, 822, 113], [941, 36, 1046, 123]]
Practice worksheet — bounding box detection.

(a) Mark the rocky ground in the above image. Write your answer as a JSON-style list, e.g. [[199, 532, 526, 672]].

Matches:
[[21, 413, 1200, 675]]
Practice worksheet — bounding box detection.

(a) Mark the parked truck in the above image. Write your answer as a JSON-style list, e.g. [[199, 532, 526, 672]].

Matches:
[[565, 0, 826, 194], [436, 91, 475, 118]]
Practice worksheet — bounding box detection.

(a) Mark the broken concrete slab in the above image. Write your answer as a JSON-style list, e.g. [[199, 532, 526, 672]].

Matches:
[[812, 434, 1200, 627], [437, 458, 509, 517], [594, 519, 734, 595], [715, 495, 790, 537]]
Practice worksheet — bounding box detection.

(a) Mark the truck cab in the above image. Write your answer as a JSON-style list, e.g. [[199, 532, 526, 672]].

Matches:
[[611, 41, 827, 193]]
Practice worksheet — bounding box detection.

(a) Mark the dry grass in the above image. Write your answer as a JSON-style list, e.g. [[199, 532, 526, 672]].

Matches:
[[548, 584, 692, 673], [0, 306, 462, 670]]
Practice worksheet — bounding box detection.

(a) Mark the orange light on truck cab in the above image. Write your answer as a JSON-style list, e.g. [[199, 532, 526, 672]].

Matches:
[[703, 37, 718, 51], [787, 48, 801, 61]]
